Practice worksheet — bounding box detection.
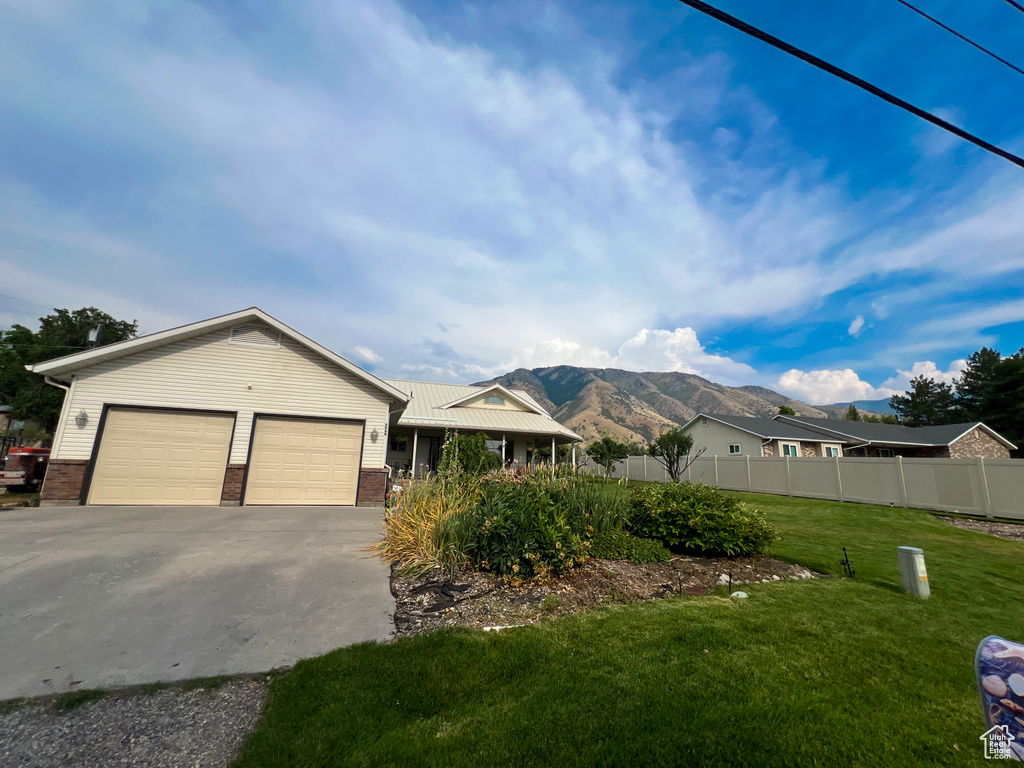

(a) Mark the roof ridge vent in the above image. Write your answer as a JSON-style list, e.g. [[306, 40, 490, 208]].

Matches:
[[229, 323, 282, 349]]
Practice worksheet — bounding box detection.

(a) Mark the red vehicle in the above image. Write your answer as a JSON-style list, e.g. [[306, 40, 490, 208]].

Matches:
[[0, 447, 51, 492]]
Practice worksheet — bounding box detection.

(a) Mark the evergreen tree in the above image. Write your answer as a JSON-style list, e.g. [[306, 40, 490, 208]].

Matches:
[[844, 404, 860, 421], [777, 405, 796, 416], [889, 375, 959, 427], [980, 350, 1024, 453], [956, 347, 1001, 420]]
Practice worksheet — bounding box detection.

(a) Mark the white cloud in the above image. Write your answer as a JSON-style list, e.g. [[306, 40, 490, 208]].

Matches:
[[847, 315, 865, 337], [501, 326, 756, 385], [879, 360, 966, 391], [776, 368, 896, 405], [352, 345, 383, 365]]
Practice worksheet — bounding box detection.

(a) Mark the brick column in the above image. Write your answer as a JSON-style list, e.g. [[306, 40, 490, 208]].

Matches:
[[220, 464, 246, 506], [39, 459, 89, 507], [357, 468, 389, 506]]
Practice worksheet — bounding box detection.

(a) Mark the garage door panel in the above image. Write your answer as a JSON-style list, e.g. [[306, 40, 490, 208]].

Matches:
[[245, 417, 362, 505], [88, 409, 234, 506]]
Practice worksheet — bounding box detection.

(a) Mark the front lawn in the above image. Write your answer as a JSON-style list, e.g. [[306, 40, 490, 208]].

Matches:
[[234, 493, 1024, 766]]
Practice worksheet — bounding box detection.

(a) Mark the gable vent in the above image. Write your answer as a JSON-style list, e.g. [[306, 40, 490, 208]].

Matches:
[[228, 324, 282, 348]]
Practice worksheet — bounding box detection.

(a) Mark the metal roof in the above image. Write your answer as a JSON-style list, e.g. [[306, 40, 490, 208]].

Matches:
[[384, 379, 582, 441], [689, 414, 846, 442]]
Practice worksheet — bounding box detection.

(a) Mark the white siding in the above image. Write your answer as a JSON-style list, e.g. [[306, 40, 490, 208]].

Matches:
[[685, 420, 767, 457], [53, 323, 394, 467]]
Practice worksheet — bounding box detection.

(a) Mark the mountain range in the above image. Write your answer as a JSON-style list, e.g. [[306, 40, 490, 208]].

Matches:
[[473, 366, 877, 444]]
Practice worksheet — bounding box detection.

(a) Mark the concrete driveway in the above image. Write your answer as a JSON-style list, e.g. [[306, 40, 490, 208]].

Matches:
[[0, 505, 392, 700]]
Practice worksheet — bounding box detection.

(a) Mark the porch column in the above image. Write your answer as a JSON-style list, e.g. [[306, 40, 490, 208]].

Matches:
[[571, 443, 576, 473], [502, 433, 506, 465], [551, 436, 556, 478], [412, 428, 419, 478]]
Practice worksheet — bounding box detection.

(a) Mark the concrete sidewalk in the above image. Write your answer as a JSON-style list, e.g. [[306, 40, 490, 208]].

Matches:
[[0, 505, 392, 700]]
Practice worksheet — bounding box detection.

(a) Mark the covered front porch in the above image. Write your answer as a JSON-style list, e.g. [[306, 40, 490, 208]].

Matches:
[[385, 426, 579, 477]]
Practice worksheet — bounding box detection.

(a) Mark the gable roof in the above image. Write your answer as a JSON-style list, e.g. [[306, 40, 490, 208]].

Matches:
[[682, 414, 847, 443], [774, 415, 1017, 450], [384, 379, 581, 441], [26, 307, 411, 404], [438, 384, 549, 415]]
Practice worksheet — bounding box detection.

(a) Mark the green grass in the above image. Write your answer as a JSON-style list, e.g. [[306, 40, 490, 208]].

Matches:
[[234, 492, 1022, 766], [53, 688, 106, 713]]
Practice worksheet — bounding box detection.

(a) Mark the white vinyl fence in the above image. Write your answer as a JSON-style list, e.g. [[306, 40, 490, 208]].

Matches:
[[582, 455, 1024, 520]]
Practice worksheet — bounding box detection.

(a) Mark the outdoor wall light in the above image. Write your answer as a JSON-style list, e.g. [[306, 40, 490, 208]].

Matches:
[[370, 427, 379, 442], [75, 410, 89, 429]]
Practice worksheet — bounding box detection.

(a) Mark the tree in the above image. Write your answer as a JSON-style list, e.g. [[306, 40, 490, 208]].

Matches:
[[956, 347, 1001, 421], [0, 307, 137, 430], [889, 375, 959, 427], [777, 405, 796, 416], [863, 413, 899, 424], [979, 350, 1024, 454], [586, 434, 631, 480], [844, 404, 861, 421], [648, 427, 703, 483]]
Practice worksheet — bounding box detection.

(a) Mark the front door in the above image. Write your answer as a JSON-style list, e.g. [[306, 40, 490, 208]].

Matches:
[[427, 437, 442, 473]]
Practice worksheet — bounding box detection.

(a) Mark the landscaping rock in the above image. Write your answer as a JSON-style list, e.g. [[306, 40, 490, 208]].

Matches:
[[391, 554, 821, 636]]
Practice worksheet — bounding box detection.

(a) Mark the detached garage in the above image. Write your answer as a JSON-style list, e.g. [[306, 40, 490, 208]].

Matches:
[[29, 308, 409, 508]]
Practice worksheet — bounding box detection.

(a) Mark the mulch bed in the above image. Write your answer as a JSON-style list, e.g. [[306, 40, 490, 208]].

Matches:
[[392, 555, 817, 636], [946, 517, 1024, 542]]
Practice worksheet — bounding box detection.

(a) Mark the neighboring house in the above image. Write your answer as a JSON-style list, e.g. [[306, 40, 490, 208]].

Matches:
[[26, 307, 582, 508], [681, 414, 846, 459], [383, 381, 581, 476], [774, 415, 1015, 459]]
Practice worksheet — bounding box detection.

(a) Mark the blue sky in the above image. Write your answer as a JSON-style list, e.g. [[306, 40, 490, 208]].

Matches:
[[2, 0, 1023, 404]]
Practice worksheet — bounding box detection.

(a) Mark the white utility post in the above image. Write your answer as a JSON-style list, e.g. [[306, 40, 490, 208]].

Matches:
[[898, 546, 930, 599], [502, 433, 506, 465], [714, 455, 719, 487], [551, 436, 556, 478], [746, 455, 751, 491], [411, 428, 419, 478], [643, 455, 648, 481], [571, 443, 576, 473]]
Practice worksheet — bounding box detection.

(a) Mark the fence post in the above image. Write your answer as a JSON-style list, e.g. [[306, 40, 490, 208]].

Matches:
[[785, 456, 793, 496], [897, 456, 908, 509], [978, 457, 994, 518], [746, 455, 752, 491], [834, 456, 844, 502], [714, 455, 719, 487]]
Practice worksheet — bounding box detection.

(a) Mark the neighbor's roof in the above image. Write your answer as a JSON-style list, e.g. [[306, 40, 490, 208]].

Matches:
[[384, 379, 582, 441], [683, 414, 846, 442], [25, 307, 410, 403], [774, 415, 1017, 450]]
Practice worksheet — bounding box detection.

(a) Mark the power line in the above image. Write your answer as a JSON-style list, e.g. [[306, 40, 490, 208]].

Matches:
[[1001, 0, 1024, 15], [0, 292, 50, 311], [893, 0, 1024, 78], [675, 0, 1024, 170]]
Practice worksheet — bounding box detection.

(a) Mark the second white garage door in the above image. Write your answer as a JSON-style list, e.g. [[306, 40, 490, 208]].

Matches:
[[245, 417, 363, 505]]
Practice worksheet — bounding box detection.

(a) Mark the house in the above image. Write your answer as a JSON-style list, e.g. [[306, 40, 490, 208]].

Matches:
[[681, 414, 846, 458], [682, 412, 1015, 460], [773, 414, 1014, 459], [382, 381, 580, 476], [26, 308, 581, 508]]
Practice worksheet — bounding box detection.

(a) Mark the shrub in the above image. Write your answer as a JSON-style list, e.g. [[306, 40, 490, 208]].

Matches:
[[626, 483, 776, 556], [589, 528, 671, 564], [437, 431, 503, 475], [463, 477, 590, 578], [371, 474, 480, 575]]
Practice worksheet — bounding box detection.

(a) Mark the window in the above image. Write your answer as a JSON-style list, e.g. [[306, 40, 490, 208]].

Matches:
[[484, 395, 505, 406], [781, 443, 800, 458], [879, 448, 895, 458], [728, 444, 742, 455], [485, 439, 514, 463], [702, 417, 709, 427], [390, 438, 407, 452], [824, 446, 840, 458]]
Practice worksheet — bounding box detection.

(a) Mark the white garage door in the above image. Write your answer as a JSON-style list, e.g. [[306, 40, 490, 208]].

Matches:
[[88, 408, 234, 506], [244, 417, 363, 505]]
